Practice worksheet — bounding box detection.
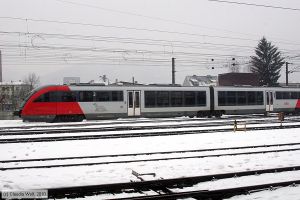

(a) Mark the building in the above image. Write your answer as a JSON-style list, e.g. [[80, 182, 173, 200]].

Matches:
[[183, 75, 217, 86], [0, 81, 31, 111], [109, 80, 144, 86], [63, 77, 80, 85], [218, 73, 259, 86], [279, 83, 300, 88]]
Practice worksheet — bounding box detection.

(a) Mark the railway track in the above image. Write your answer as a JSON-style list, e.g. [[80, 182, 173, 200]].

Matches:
[[1, 117, 299, 199], [1, 142, 299, 170], [1, 122, 300, 144], [34, 166, 300, 199], [0, 118, 271, 136], [0, 114, 276, 131], [2, 115, 300, 136], [113, 181, 300, 200]]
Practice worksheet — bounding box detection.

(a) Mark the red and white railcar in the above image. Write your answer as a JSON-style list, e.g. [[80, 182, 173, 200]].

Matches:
[[19, 84, 210, 122], [17, 84, 300, 122]]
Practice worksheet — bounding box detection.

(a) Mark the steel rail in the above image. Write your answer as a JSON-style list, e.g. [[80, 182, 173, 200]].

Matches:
[[113, 180, 300, 200], [1, 147, 300, 170], [1, 123, 300, 144], [0, 118, 289, 136], [2, 116, 300, 136], [0, 114, 279, 131], [1, 142, 300, 163]]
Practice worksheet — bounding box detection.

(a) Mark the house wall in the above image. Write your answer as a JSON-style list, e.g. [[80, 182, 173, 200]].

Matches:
[[218, 73, 259, 86]]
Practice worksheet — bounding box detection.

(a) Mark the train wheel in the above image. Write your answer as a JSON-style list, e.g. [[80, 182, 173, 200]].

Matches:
[[214, 111, 222, 118], [74, 115, 85, 122], [52, 115, 84, 122], [196, 111, 205, 118]]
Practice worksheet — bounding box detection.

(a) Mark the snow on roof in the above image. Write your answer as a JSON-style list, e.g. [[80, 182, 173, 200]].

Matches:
[[184, 75, 217, 86], [0, 81, 26, 85]]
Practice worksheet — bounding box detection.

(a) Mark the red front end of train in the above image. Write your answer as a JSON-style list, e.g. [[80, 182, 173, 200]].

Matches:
[[19, 85, 85, 122]]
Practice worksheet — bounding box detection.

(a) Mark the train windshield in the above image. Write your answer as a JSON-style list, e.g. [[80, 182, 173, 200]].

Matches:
[[19, 86, 45, 110]]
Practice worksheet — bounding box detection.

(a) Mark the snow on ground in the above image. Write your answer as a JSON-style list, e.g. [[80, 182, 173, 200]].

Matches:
[[2, 144, 300, 169], [0, 118, 300, 199], [1, 127, 299, 160], [1, 150, 300, 190]]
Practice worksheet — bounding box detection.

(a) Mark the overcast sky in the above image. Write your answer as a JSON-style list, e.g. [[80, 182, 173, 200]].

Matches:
[[0, 0, 299, 85]]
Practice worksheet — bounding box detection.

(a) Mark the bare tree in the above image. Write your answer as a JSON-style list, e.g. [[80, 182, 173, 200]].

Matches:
[[229, 63, 240, 73], [23, 73, 40, 90], [224, 58, 241, 73], [99, 74, 109, 85], [0, 94, 8, 111]]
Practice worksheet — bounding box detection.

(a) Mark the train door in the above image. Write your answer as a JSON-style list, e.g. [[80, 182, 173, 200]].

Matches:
[[127, 91, 141, 116], [266, 91, 274, 112]]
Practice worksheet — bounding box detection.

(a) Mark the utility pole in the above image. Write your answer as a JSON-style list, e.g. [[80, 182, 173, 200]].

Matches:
[[286, 62, 289, 86], [0, 50, 2, 82], [172, 57, 175, 85]]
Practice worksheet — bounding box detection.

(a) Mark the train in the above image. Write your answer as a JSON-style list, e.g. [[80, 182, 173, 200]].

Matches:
[[16, 84, 300, 122]]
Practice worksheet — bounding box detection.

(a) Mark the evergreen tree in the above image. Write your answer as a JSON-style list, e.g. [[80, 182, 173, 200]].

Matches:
[[250, 37, 285, 86]]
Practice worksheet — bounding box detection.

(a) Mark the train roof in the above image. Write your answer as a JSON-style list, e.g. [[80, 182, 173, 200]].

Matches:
[[36, 83, 300, 90]]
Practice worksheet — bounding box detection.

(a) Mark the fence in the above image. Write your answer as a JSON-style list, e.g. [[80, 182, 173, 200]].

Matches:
[[0, 112, 19, 120]]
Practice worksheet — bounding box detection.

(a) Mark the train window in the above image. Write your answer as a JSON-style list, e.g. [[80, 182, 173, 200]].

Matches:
[[135, 91, 140, 108], [196, 91, 206, 106], [237, 91, 247, 105], [291, 92, 298, 99], [276, 91, 300, 99], [276, 92, 283, 99], [184, 91, 196, 106], [247, 91, 256, 105], [270, 92, 274, 105], [60, 91, 77, 102], [128, 92, 133, 108], [112, 91, 123, 101], [95, 91, 123, 102], [227, 91, 236, 106], [96, 91, 110, 101], [218, 91, 226, 106], [34, 92, 57, 102], [145, 90, 206, 108], [282, 92, 291, 99], [79, 91, 94, 102], [257, 92, 264, 105], [157, 91, 170, 107], [145, 91, 156, 107], [218, 91, 263, 106], [171, 91, 183, 107]]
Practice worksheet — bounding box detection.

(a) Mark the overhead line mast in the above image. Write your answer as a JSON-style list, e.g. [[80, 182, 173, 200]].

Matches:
[[0, 50, 2, 82], [172, 57, 176, 85]]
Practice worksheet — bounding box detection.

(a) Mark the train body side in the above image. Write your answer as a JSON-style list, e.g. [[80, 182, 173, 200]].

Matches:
[[272, 88, 300, 113], [70, 86, 211, 119], [212, 86, 300, 115], [20, 85, 211, 122], [213, 86, 266, 115], [19, 84, 300, 122]]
